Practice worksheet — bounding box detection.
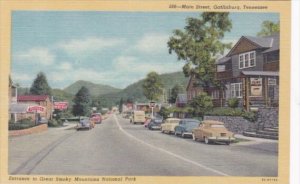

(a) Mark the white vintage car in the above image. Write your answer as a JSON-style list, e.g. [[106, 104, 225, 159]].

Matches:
[[160, 118, 180, 134]]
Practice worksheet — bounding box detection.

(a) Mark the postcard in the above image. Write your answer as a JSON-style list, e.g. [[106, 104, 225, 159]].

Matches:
[[0, 0, 291, 184]]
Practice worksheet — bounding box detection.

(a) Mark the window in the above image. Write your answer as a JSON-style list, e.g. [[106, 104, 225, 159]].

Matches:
[[231, 83, 242, 98], [217, 65, 225, 72], [211, 90, 219, 99], [239, 51, 256, 69], [239, 55, 244, 68]]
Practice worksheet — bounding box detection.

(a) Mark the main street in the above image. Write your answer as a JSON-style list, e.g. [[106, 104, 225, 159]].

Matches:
[[9, 114, 278, 176]]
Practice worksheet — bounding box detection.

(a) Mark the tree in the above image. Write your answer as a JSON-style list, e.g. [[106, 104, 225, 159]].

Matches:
[[158, 106, 170, 120], [189, 93, 213, 118], [72, 86, 91, 116], [257, 21, 279, 36], [30, 72, 52, 95], [169, 84, 184, 103], [142, 72, 164, 101], [168, 13, 232, 88]]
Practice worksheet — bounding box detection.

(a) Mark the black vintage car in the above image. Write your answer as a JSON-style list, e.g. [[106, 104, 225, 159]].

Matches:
[[174, 119, 200, 138]]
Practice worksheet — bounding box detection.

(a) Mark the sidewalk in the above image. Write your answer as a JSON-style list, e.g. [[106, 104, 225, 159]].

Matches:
[[49, 122, 78, 130], [235, 134, 278, 143], [234, 134, 278, 153]]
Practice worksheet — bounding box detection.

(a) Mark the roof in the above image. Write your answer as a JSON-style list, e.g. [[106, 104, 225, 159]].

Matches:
[[165, 118, 180, 121], [203, 120, 224, 125], [227, 34, 279, 56], [244, 36, 274, 48], [176, 94, 187, 104], [241, 71, 279, 77], [181, 118, 200, 122], [216, 56, 231, 65], [18, 95, 50, 102]]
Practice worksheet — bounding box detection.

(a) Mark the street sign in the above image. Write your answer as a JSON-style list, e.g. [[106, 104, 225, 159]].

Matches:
[[27, 106, 45, 113], [149, 101, 156, 108], [54, 102, 68, 110]]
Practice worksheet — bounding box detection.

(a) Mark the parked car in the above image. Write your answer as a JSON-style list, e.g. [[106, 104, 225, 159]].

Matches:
[[192, 120, 235, 145], [174, 119, 200, 138], [148, 118, 163, 130], [77, 117, 94, 130], [90, 113, 102, 124], [161, 118, 180, 134], [130, 110, 146, 124]]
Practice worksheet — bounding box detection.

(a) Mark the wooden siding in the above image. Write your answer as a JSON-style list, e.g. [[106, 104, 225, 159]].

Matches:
[[228, 37, 259, 56], [232, 50, 265, 78], [263, 61, 279, 71], [216, 70, 232, 80]]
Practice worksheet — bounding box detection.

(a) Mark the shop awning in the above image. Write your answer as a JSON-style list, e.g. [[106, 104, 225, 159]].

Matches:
[[241, 71, 279, 77]]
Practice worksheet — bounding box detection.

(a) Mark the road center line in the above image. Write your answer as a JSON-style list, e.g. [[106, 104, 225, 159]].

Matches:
[[113, 115, 230, 176]]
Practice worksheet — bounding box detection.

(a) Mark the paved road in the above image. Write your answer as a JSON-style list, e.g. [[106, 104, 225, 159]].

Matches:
[[9, 114, 278, 176]]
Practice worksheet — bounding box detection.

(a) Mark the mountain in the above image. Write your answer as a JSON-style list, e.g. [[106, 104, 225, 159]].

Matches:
[[63, 80, 121, 97], [98, 71, 189, 107]]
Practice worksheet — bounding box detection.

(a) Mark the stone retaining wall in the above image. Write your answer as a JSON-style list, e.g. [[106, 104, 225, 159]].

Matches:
[[9, 124, 48, 137], [256, 107, 279, 130], [204, 107, 278, 134]]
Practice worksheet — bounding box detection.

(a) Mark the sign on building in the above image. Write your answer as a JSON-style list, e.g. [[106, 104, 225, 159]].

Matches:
[[27, 106, 46, 113], [149, 101, 156, 108], [54, 102, 68, 110], [250, 78, 262, 96], [268, 78, 277, 86]]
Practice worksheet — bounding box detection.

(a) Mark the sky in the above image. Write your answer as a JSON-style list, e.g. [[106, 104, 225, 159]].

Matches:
[[11, 11, 279, 89]]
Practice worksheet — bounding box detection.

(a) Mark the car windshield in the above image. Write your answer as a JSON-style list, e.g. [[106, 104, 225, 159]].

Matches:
[[211, 124, 225, 128], [185, 121, 200, 128], [153, 119, 163, 124]]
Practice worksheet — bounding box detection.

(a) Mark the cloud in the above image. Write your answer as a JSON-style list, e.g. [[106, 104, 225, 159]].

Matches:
[[14, 47, 55, 65], [58, 62, 72, 71], [58, 37, 125, 55], [113, 56, 183, 75], [134, 33, 170, 53], [12, 73, 32, 82]]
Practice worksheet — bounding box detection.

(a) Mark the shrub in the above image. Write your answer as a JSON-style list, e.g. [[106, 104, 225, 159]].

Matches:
[[228, 98, 239, 108], [9, 118, 36, 130], [205, 107, 257, 122], [189, 93, 213, 118], [48, 119, 64, 127]]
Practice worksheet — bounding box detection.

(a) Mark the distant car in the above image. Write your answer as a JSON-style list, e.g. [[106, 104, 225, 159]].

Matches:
[[160, 118, 180, 134], [90, 113, 102, 124], [192, 120, 235, 145], [148, 118, 163, 130], [77, 117, 93, 130], [174, 119, 200, 138], [130, 110, 146, 124]]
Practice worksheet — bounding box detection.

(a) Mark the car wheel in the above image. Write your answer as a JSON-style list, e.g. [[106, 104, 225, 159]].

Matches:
[[204, 137, 210, 144], [192, 133, 197, 141], [226, 141, 231, 145], [181, 132, 185, 138]]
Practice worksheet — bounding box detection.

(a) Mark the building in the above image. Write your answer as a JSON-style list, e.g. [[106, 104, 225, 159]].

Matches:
[[175, 94, 187, 108], [186, 75, 204, 102], [215, 34, 279, 110], [17, 95, 53, 120]]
